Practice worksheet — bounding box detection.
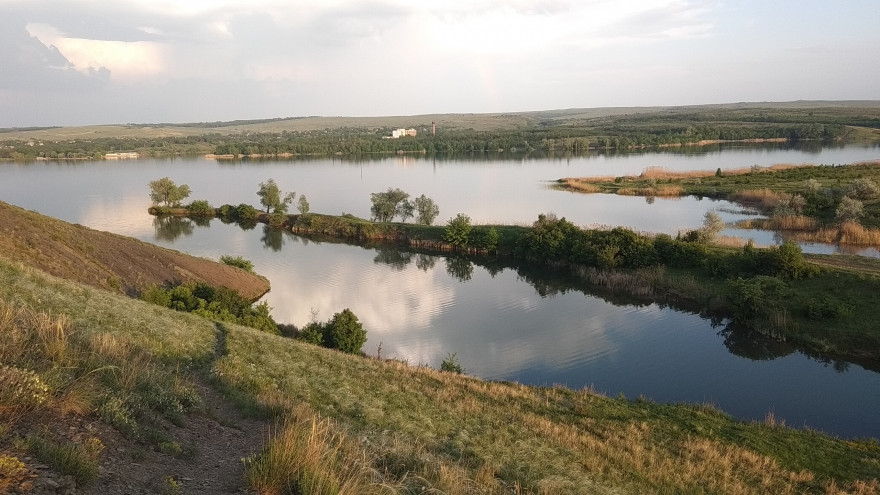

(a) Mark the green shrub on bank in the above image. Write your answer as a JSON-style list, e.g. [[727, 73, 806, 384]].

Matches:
[[186, 199, 215, 216], [292, 309, 366, 354], [142, 282, 279, 334], [220, 255, 255, 272]]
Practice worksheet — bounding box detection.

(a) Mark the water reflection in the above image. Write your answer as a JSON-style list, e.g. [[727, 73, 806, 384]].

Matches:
[[445, 256, 474, 282], [373, 247, 415, 271], [261, 225, 287, 252], [153, 216, 195, 241], [718, 326, 797, 361]]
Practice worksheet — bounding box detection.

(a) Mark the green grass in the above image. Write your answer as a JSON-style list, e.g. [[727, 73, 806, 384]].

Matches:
[[3, 253, 880, 493], [0, 257, 211, 483], [23, 434, 104, 485]]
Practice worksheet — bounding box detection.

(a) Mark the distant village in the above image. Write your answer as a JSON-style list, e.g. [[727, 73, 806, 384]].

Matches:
[[385, 128, 417, 139], [384, 122, 435, 139]]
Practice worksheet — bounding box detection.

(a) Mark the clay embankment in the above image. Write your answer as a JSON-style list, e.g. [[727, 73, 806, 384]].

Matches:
[[0, 201, 269, 300]]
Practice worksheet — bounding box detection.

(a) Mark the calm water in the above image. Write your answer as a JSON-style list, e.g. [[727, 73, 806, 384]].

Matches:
[[2, 144, 879, 438]]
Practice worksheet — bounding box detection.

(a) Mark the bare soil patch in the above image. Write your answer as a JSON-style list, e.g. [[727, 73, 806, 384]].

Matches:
[[0, 201, 269, 300], [4, 378, 266, 495]]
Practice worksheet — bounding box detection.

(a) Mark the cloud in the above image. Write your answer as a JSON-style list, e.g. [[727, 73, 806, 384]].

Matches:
[[0, 16, 110, 91], [26, 23, 166, 82]]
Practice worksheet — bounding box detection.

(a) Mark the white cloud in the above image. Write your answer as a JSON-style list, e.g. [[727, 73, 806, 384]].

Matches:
[[26, 22, 166, 82]]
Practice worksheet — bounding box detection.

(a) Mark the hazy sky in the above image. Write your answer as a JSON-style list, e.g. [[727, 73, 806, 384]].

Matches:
[[1, 0, 878, 127]]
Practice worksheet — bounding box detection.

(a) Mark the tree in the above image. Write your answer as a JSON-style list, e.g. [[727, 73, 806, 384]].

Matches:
[[323, 309, 366, 354], [297, 194, 310, 215], [257, 179, 295, 213], [846, 178, 879, 201], [149, 177, 191, 207], [397, 200, 415, 223], [370, 188, 410, 222], [444, 213, 472, 248], [413, 194, 440, 225], [836, 196, 865, 223], [703, 211, 724, 238]]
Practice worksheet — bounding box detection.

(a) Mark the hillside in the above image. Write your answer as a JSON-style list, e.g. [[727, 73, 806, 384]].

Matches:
[[0, 201, 269, 300], [2, 100, 878, 141], [2, 208, 880, 493]]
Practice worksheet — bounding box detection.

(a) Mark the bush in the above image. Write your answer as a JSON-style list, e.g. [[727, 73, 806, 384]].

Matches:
[[323, 309, 366, 354], [836, 196, 865, 223], [298, 322, 325, 346], [444, 213, 472, 248], [440, 353, 463, 374], [141, 282, 278, 334], [236, 203, 260, 221], [186, 200, 215, 216], [220, 255, 255, 272]]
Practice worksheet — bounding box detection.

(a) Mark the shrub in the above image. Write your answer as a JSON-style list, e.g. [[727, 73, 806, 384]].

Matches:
[[236, 203, 260, 221], [323, 309, 366, 354], [846, 178, 879, 200], [220, 255, 255, 272], [440, 353, 463, 374], [298, 322, 325, 346], [186, 199, 215, 216], [836, 196, 865, 223], [444, 213, 473, 249], [141, 282, 278, 334]]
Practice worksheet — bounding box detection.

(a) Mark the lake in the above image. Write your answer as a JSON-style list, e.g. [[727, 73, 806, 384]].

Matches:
[[1, 142, 879, 438]]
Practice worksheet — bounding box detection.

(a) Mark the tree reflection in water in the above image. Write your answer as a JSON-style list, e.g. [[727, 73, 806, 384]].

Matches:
[[153, 216, 194, 241]]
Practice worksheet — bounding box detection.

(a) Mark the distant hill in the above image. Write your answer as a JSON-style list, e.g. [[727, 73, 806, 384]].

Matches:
[[0, 201, 269, 300], [3, 100, 878, 141]]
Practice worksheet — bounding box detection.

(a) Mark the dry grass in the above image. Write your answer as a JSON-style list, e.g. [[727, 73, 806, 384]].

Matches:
[[616, 185, 684, 197], [765, 215, 819, 231], [728, 189, 787, 211], [557, 179, 602, 193], [245, 404, 381, 495], [766, 221, 880, 247]]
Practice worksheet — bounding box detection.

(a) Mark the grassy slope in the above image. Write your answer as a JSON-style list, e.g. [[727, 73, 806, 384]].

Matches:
[[2, 252, 880, 493]]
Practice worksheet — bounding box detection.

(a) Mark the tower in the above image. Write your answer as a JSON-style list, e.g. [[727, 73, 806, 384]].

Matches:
[[432, 121, 435, 136]]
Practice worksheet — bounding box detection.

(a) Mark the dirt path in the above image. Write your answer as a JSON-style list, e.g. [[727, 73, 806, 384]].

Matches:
[[75, 378, 267, 495]]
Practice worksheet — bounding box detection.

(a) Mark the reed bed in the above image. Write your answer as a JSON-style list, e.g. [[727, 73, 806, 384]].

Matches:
[[728, 189, 786, 211], [616, 185, 684, 197], [738, 217, 880, 247], [557, 179, 602, 193], [784, 222, 880, 246], [765, 215, 819, 231]]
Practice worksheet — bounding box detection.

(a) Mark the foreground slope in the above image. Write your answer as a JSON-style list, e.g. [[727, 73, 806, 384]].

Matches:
[[1, 217, 880, 493], [0, 200, 269, 300]]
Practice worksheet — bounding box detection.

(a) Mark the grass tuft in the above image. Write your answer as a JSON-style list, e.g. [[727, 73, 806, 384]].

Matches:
[[245, 404, 377, 495]]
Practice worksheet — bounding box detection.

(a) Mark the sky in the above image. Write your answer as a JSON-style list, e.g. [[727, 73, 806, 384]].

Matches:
[[1, 0, 878, 127]]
